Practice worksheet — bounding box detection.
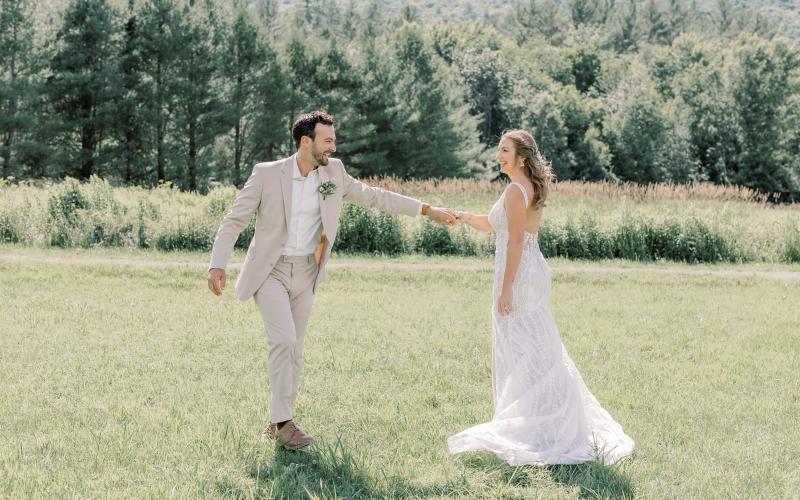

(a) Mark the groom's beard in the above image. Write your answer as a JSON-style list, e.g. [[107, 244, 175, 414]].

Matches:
[[312, 149, 329, 166]]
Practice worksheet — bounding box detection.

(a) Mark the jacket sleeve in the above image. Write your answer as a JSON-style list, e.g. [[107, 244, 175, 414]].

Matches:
[[339, 164, 421, 217], [208, 167, 263, 270]]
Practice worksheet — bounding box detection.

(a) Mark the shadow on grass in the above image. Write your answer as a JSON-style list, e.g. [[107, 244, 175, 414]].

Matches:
[[243, 438, 468, 499], [462, 451, 635, 499], [546, 461, 634, 499]]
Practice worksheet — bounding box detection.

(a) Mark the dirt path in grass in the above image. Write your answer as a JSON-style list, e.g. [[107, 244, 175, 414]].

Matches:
[[1, 251, 799, 281]]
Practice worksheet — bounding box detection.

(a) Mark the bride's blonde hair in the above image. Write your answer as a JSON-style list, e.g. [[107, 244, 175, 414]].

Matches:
[[501, 129, 554, 209]]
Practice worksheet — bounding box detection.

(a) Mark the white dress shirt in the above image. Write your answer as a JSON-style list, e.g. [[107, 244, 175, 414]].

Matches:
[[282, 157, 323, 256]]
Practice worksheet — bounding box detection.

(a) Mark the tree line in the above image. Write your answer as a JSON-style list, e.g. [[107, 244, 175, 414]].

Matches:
[[1, 0, 799, 197]]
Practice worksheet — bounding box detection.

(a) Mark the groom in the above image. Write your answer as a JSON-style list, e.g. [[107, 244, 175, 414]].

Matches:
[[207, 111, 456, 450]]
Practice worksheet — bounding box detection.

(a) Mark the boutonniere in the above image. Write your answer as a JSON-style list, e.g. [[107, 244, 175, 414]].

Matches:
[[318, 181, 336, 200]]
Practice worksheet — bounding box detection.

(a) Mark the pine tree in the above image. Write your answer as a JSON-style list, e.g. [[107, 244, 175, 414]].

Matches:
[[223, 7, 290, 185], [116, 0, 148, 184], [612, 0, 639, 53], [386, 23, 486, 178], [172, 0, 228, 191], [0, 0, 36, 177], [47, 0, 120, 179], [666, 0, 690, 41], [643, 0, 670, 45], [512, 0, 564, 45], [139, 0, 179, 184], [457, 49, 511, 144]]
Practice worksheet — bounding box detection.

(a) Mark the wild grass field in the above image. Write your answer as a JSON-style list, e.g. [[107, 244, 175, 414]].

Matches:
[[1, 177, 800, 263], [1, 247, 798, 498]]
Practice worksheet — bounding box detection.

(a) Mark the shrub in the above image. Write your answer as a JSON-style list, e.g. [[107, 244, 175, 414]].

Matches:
[[0, 209, 20, 243], [414, 218, 459, 255], [46, 178, 88, 247], [783, 220, 800, 263], [154, 219, 214, 251], [333, 204, 405, 255]]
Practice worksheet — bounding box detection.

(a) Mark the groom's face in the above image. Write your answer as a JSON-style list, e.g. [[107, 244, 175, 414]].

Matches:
[[308, 124, 337, 166]]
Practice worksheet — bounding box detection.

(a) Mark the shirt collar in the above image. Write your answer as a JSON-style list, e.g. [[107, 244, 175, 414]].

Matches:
[[292, 155, 318, 181]]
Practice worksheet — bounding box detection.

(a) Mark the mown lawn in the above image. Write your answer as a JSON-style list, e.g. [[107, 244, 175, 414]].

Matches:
[[1, 248, 798, 498]]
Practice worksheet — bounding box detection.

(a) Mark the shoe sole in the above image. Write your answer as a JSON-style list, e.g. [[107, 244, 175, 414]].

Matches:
[[280, 439, 313, 450]]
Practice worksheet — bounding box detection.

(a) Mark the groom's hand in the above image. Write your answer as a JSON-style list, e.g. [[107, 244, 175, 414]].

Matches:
[[208, 268, 226, 296], [429, 207, 457, 225]]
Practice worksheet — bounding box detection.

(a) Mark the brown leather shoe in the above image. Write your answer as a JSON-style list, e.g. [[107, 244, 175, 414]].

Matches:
[[260, 422, 277, 442], [275, 420, 313, 450]]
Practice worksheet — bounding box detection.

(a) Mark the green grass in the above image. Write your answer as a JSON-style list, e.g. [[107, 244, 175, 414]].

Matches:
[[2, 177, 800, 262], [1, 248, 799, 498]]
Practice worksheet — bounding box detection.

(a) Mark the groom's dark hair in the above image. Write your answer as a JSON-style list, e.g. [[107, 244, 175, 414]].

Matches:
[[292, 111, 335, 148]]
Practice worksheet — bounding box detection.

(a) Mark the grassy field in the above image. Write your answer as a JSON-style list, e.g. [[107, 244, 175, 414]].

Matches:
[[2, 177, 799, 262], [1, 247, 799, 498]]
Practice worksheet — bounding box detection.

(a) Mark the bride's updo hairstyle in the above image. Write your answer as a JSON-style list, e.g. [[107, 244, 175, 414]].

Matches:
[[502, 129, 554, 209]]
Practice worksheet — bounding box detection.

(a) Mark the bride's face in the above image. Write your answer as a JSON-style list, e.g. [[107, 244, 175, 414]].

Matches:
[[496, 138, 519, 175]]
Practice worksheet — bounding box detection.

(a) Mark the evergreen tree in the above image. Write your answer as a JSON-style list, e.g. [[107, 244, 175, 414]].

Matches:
[[47, 0, 120, 179], [386, 23, 486, 178], [512, 0, 565, 45], [172, 1, 228, 191], [223, 8, 273, 185], [0, 0, 36, 177], [457, 49, 511, 144], [643, 0, 670, 45], [115, 0, 148, 184], [612, 0, 639, 53], [139, 0, 180, 184], [666, 0, 690, 41], [715, 0, 736, 36]]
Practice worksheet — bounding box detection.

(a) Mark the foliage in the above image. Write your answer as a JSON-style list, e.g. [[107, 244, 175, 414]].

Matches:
[[1, 0, 800, 198], [3, 177, 799, 262]]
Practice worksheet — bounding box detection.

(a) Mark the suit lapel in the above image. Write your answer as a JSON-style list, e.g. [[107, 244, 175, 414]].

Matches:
[[317, 165, 331, 235], [280, 156, 294, 230]]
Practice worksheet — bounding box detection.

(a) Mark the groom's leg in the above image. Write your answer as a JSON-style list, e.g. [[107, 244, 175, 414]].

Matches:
[[287, 256, 318, 412], [254, 261, 297, 424]]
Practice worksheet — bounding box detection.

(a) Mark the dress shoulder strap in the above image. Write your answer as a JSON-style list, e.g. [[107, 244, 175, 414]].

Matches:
[[509, 182, 530, 207]]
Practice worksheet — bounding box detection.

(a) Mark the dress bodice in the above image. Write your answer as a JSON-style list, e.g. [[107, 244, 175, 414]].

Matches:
[[489, 183, 551, 313]]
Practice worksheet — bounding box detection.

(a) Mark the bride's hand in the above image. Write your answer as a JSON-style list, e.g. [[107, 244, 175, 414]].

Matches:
[[454, 210, 469, 223], [498, 289, 513, 316]]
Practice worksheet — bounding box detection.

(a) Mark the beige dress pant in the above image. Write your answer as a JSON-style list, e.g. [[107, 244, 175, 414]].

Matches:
[[253, 254, 318, 423]]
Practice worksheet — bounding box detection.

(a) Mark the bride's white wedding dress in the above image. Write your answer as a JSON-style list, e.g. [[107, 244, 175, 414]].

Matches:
[[447, 183, 634, 466]]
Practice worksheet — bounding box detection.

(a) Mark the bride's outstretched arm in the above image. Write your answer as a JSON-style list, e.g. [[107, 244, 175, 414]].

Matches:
[[455, 211, 492, 232]]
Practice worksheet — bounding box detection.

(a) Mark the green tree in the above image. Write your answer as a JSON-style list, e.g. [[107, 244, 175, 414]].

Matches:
[[115, 1, 148, 184], [0, 0, 37, 177], [672, 38, 739, 184], [612, 0, 639, 53], [139, 0, 179, 184], [511, 0, 565, 45], [385, 24, 487, 178], [643, 0, 670, 45], [222, 7, 284, 186], [457, 49, 511, 144], [172, 1, 228, 191], [605, 73, 689, 183], [47, 0, 120, 179], [730, 35, 800, 192], [570, 47, 602, 93]]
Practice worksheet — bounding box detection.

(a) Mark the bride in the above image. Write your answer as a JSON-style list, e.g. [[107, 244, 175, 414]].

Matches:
[[449, 130, 634, 466]]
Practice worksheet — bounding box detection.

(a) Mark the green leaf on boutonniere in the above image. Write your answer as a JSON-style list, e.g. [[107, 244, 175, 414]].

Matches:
[[318, 181, 336, 200]]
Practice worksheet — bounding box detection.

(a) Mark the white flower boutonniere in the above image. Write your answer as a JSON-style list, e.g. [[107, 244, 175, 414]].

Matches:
[[318, 181, 336, 200]]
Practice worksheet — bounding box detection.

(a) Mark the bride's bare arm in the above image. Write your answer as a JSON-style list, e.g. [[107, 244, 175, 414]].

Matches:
[[500, 187, 527, 306], [455, 211, 492, 232]]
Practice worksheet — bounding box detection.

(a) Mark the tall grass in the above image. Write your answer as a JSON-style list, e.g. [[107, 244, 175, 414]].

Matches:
[[1, 176, 798, 262]]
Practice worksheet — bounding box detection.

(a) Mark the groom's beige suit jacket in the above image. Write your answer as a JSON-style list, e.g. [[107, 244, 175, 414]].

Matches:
[[209, 154, 421, 301]]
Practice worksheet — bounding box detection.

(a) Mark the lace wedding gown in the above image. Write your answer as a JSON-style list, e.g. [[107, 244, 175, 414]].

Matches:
[[447, 183, 634, 466]]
